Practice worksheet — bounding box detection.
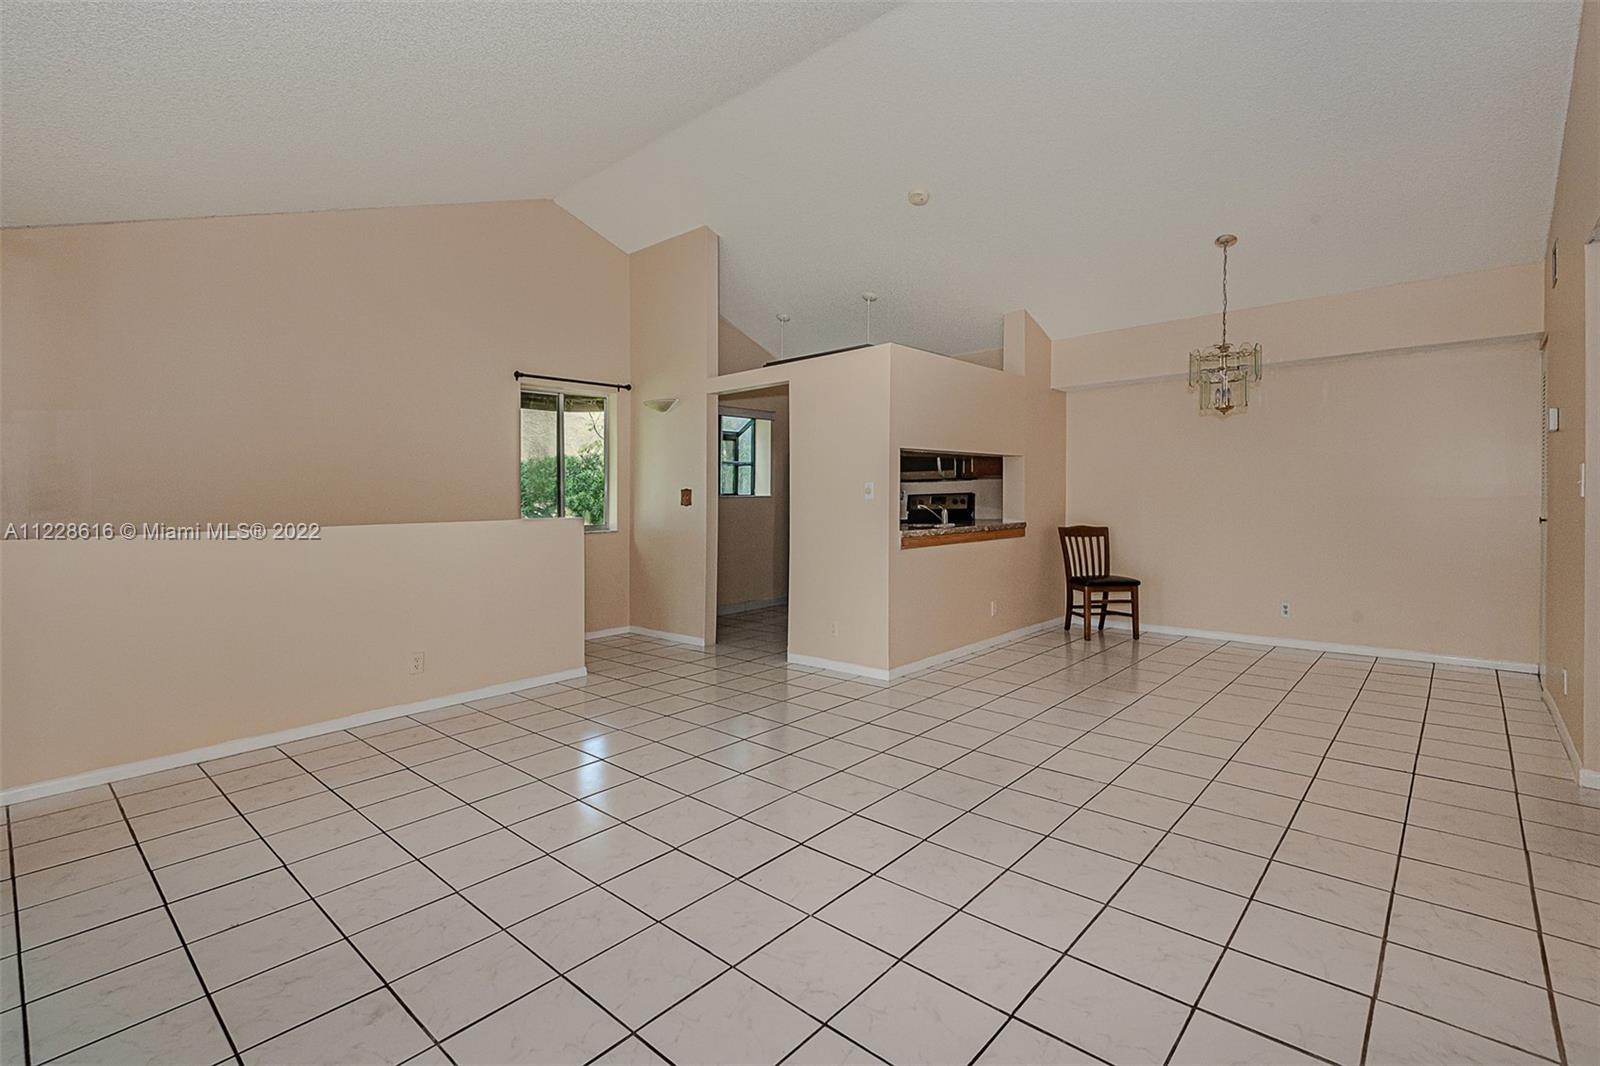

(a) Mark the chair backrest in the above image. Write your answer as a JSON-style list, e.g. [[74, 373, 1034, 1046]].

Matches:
[[1058, 525, 1110, 580]]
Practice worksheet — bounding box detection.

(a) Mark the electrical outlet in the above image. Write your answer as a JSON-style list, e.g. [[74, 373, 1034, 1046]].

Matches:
[[1279, 601, 1292, 619], [828, 621, 839, 637], [409, 652, 426, 675], [863, 482, 875, 501], [990, 600, 998, 617]]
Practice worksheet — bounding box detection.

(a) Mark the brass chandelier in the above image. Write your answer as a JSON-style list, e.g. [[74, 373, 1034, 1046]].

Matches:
[[1188, 234, 1262, 415]]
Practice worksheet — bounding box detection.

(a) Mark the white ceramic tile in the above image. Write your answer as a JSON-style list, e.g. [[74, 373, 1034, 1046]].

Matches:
[[834, 963, 1006, 1066], [907, 912, 1060, 1010], [666, 881, 802, 963], [393, 932, 554, 1040], [569, 925, 725, 1028], [444, 977, 627, 1065], [640, 969, 817, 1065], [1017, 956, 1189, 1064], [740, 917, 894, 1019]]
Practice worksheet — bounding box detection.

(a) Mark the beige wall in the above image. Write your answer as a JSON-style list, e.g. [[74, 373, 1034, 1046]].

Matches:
[[1054, 262, 1542, 389], [0, 198, 634, 633], [1, 519, 585, 792], [1543, 1, 1599, 771], [719, 315, 774, 375], [1065, 338, 1541, 665], [711, 323, 1064, 675], [889, 313, 1065, 667], [782, 349, 895, 669], [628, 228, 720, 642]]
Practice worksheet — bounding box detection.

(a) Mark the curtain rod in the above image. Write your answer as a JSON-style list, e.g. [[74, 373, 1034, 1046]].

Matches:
[[514, 371, 632, 391]]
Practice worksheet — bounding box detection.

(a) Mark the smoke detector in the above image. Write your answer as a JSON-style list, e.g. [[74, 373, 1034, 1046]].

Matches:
[[907, 189, 930, 207]]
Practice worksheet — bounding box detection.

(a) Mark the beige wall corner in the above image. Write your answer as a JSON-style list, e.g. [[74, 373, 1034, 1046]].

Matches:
[[0, 519, 585, 793], [628, 227, 720, 643], [719, 316, 775, 376], [1544, 0, 1599, 774], [890, 325, 1065, 668], [784, 348, 894, 670], [0, 198, 634, 635], [1064, 331, 1541, 666], [1053, 262, 1544, 391]]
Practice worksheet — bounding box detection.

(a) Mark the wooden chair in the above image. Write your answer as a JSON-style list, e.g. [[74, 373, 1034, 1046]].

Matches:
[[1058, 525, 1141, 640]]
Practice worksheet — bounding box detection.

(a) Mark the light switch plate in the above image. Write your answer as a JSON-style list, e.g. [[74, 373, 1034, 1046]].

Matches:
[[1548, 407, 1560, 432], [863, 482, 875, 501]]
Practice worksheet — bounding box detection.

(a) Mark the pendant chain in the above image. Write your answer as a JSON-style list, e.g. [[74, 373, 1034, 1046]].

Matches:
[[1221, 244, 1229, 347]]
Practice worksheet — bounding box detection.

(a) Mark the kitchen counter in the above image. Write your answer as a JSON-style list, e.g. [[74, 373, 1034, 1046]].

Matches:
[[899, 521, 1025, 549]]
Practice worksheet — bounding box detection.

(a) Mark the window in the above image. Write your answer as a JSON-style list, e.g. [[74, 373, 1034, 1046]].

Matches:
[[720, 412, 772, 496], [520, 390, 609, 528]]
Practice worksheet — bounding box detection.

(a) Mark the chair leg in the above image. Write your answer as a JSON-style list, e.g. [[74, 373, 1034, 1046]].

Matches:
[[1097, 592, 1107, 632], [1131, 587, 1141, 640], [1082, 588, 1093, 641]]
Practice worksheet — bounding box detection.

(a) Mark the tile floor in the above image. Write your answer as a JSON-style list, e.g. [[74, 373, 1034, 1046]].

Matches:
[[2, 607, 1597, 1065]]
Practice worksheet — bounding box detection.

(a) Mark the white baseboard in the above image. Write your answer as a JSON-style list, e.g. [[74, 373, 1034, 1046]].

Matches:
[[0, 665, 588, 807], [790, 616, 1068, 682], [717, 596, 788, 617], [586, 625, 707, 648], [1096, 618, 1538, 675], [1541, 684, 1600, 791]]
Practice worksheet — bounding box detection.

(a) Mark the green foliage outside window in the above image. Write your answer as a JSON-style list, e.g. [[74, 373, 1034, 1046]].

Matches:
[[520, 444, 605, 526]]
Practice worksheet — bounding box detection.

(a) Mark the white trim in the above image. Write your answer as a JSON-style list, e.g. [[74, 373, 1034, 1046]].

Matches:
[[0, 665, 587, 807], [1096, 617, 1537, 673], [585, 625, 707, 648], [717, 596, 788, 617], [1541, 685, 1600, 791], [789, 617, 1067, 682], [786, 652, 895, 682]]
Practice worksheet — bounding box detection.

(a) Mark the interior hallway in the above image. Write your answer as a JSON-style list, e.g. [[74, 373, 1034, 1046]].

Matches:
[[3, 611, 1595, 1065]]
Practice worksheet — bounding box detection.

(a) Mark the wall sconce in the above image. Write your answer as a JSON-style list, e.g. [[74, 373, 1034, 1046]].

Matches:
[[643, 398, 678, 413]]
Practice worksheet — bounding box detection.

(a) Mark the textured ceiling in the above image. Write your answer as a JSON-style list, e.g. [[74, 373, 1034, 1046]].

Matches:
[[1, 2, 1581, 355], [560, 2, 1581, 355], [0, 1, 891, 226]]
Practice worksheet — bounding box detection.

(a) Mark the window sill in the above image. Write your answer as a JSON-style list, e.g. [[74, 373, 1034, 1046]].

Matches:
[[584, 527, 619, 535]]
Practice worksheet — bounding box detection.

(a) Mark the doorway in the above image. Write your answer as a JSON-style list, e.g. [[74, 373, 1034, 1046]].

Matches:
[[715, 385, 791, 633]]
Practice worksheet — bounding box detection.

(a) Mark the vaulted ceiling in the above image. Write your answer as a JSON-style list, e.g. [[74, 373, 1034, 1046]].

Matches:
[[0, 2, 890, 224], [2, 2, 1581, 355]]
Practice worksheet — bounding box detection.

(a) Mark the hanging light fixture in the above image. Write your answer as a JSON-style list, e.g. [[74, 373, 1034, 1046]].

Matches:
[[861, 292, 879, 344], [1188, 234, 1262, 415]]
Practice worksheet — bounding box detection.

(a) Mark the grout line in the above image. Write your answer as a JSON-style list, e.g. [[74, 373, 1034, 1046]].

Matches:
[[1496, 669, 1570, 1066], [8, 616, 1576, 1066], [189, 764, 459, 1066], [1357, 659, 1431, 1066], [1162, 649, 1378, 1066], [97, 786, 245, 1065], [6, 806, 33, 1066]]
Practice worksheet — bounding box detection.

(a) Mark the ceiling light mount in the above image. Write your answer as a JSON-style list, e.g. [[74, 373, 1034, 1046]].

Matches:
[[861, 292, 879, 344], [907, 189, 930, 207], [1187, 234, 1262, 416]]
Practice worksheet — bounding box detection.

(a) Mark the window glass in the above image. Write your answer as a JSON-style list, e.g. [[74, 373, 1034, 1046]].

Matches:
[[520, 390, 608, 528], [720, 414, 765, 497], [562, 394, 608, 528], [519, 392, 560, 518]]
